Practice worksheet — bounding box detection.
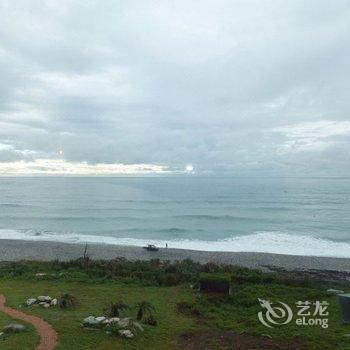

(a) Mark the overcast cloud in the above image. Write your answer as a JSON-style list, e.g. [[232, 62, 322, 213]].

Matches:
[[0, 0, 349, 175]]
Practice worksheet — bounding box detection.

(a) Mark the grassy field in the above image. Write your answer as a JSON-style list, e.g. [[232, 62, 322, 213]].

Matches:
[[0, 259, 349, 349], [0, 305, 39, 350], [0, 280, 197, 350]]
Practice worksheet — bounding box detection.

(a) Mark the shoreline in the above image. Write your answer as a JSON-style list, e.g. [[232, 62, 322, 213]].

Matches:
[[1, 239, 350, 272]]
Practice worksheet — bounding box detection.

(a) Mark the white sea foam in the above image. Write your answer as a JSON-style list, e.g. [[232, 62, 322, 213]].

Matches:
[[0, 229, 349, 258]]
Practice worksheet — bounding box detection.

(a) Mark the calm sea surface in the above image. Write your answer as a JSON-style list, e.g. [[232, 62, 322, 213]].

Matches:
[[0, 176, 349, 257]]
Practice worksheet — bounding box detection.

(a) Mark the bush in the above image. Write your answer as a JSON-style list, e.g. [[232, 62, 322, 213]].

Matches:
[[162, 273, 179, 286], [59, 294, 77, 309], [1, 258, 312, 289], [144, 315, 157, 326], [105, 300, 129, 317], [136, 301, 156, 321], [231, 269, 275, 284]]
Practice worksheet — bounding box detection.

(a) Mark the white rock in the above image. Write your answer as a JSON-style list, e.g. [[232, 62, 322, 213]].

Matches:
[[37, 296, 52, 302], [50, 299, 57, 306], [96, 316, 106, 323], [83, 316, 99, 326], [38, 302, 50, 308], [3, 324, 26, 333], [117, 318, 131, 328], [109, 317, 120, 323], [118, 329, 134, 338], [26, 298, 37, 306]]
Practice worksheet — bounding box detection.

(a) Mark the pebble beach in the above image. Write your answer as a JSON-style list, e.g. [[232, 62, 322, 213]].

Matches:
[[1, 239, 350, 273]]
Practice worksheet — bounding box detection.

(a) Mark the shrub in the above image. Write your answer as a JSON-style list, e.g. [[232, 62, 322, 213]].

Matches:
[[105, 300, 129, 317], [162, 273, 179, 286], [144, 315, 157, 326], [136, 301, 156, 321], [232, 270, 275, 284], [59, 294, 77, 309]]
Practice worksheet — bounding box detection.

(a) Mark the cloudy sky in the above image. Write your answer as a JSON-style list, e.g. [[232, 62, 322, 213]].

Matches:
[[0, 0, 349, 175]]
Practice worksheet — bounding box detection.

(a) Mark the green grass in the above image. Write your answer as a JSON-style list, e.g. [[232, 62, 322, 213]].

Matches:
[[0, 260, 350, 349], [192, 283, 350, 349], [0, 279, 197, 350], [0, 307, 38, 350]]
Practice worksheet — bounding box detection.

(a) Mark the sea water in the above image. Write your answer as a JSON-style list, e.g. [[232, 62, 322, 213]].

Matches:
[[0, 176, 349, 257]]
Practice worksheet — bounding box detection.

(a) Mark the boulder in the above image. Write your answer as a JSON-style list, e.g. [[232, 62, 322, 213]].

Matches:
[[26, 298, 37, 306], [3, 324, 26, 333], [95, 316, 106, 323], [50, 298, 57, 306], [37, 296, 52, 302], [118, 329, 134, 338], [109, 317, 120, 323], [38, 302, 50, 308], [83, 316, 99, 327], [117, 318, 131, 328]]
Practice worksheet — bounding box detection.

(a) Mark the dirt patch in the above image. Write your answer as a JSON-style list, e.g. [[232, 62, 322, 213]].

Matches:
[[0, 294, 58, 350], [178, 330, 307, 350]]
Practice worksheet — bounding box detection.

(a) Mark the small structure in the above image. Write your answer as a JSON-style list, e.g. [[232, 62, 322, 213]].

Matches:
[[338, 293, 350, 323], [199, 273, 231, 295], [143, 244, 159, 252]]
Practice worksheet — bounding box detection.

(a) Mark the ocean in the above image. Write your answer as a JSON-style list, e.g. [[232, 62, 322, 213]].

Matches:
[[0, 176, 349, 257]]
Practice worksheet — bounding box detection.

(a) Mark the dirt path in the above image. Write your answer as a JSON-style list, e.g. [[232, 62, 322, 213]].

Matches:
[[0, 294, 58, 350]]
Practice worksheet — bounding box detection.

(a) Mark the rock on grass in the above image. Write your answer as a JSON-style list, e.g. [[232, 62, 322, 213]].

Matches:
[[3, 324, 26, 333]]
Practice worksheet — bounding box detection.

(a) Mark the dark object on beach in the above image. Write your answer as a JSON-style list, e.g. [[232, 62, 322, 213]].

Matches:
[[337, 293, 350, 323], [199, 273, 232, 295], [59, 293, 77, 309], [143, 244, 159, 251]]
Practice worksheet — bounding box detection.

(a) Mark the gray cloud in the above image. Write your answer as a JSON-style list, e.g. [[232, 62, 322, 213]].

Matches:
[[0, 0, 350, 174]]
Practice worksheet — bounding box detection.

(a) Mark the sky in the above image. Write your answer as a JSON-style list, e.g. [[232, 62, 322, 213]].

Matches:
[[0, 0, 350, 175]]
